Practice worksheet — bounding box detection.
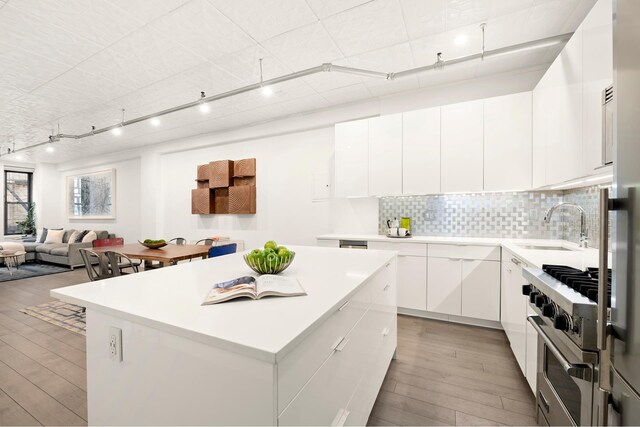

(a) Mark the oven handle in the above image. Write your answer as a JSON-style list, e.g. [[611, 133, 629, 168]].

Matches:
[[527, 315, 592, 382]]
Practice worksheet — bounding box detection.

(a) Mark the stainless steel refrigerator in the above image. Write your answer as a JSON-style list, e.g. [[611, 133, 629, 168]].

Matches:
[[597, 0, 640, 424]]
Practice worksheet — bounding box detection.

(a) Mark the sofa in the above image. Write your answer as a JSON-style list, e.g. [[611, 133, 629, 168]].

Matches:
[[3, 229, 113, 269]]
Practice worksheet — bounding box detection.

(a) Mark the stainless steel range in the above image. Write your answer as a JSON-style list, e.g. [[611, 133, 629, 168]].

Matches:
[[523, 264, 612, 426]]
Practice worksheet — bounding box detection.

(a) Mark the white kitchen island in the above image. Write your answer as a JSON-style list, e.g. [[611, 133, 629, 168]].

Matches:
[[52, 246, 397, 426]]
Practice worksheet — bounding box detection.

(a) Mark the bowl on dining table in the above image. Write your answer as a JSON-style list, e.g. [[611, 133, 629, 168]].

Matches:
[[138, 240, 168, 249]]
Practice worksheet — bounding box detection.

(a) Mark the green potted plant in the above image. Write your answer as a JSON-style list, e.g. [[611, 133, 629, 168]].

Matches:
[[16, 203, 36, 236]]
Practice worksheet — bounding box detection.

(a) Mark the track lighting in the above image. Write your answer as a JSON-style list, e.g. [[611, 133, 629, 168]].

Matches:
[[150, 117, 161, 126], [259, 58, 273, 98], [15, 155, 23, 160], [46, 146, 55, 153], [199, 91, 210, 113], [112, 109, 125, 135]]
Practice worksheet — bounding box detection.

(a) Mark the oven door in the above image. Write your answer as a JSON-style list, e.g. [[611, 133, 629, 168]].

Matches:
[[528, 316, 595, 426]]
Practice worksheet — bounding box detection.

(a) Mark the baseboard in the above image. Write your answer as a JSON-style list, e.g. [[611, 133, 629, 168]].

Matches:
[[397, 307, 503, 330]]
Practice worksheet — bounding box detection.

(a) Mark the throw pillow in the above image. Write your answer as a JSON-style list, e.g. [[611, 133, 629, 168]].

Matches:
[[82, 230, 97, 243], [35, 228, 44, 243], [44, 229, 65, 244], [75, 230, 89, 242], [68, 230, 81, 243], [62, 229, 76, 243]]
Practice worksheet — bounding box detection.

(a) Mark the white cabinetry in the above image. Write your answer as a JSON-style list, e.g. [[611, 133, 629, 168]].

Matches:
[[441, 100, 484, 193], [525, 305, 538, 393], [461, 260, 501, 321], [582, 0, 613, 174], [368, 241, 427, 311], [500, 250, 528, 374], [335, 119, 369, 197], [484, 92, 532, 191], [427, 244, 500, 321], [369, 114, 403, 196], [402, 107, 441, 195]]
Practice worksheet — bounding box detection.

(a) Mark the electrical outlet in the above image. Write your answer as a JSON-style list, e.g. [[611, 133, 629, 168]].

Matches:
[[109, 326, 123, 362]]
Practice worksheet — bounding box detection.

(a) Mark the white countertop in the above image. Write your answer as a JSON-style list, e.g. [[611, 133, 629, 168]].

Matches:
[[317, 233, 608, 270], [52, 246, 396, 363]]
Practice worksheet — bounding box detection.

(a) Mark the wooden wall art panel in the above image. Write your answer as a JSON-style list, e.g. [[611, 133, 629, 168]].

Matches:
[[191, 158, 256, 214]]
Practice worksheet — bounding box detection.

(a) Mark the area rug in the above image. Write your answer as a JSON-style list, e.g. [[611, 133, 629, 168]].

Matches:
[[20, 301, 86, 336], [0, 262, 71, 282]]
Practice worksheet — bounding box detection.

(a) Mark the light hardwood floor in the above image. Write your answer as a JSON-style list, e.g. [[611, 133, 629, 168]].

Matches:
[[0, 268, 536, 426]]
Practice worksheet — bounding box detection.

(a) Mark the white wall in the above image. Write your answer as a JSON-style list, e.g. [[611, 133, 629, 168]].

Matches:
[[37, 157, 141, 242], [32, 66, 545, 248]]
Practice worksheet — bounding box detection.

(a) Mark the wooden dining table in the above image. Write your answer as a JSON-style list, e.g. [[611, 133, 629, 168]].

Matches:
[[91, 243, 210, 268]]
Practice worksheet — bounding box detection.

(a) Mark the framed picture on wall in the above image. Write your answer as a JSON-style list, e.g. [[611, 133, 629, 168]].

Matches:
[[66, 169, 116, 219]]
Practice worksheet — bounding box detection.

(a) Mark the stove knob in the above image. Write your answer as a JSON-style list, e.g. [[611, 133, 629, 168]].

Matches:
[[522, 284, 533, 296], [553, 314, 571, 331], [535, 294, 547, 308], [529, 291, 540, 304], [542, 303, 555, 318]]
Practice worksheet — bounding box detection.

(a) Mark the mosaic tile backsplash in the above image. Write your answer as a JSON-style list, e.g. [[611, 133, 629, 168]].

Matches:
[[379, 185, 609, 249]]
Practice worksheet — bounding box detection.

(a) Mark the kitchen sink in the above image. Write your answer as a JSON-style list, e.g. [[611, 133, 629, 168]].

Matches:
[[517, 245, 580, 251]]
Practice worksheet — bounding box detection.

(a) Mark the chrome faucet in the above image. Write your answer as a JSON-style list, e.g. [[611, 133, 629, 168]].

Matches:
[[544, 203, 589, 248]]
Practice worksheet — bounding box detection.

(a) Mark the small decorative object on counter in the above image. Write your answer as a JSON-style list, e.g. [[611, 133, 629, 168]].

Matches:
[[139, 239, 168, 249], [244, 240, 295, 274]]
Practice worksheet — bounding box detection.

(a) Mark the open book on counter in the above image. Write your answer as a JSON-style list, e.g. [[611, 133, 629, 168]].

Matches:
[[202, 275, 306, 305]]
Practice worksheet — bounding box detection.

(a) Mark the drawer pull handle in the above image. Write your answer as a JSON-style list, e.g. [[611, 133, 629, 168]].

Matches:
[[334, 337, 349, 352], [331, 337, 344, 351], [449, 258, 462, 261], [382, 327, 390, 337], [385, 262, 390, 268], [511, 257, 522, 266], [383, 283, 391, 291], [338, 300, 350, 311]]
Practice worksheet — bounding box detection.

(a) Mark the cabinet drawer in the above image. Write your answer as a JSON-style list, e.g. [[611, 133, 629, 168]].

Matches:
[[277, 278, 373, 412], [428, 244, 500, 261], [278, 306, 386, 426], [368, 241, 427, 257], [370, 259, 396, 307]]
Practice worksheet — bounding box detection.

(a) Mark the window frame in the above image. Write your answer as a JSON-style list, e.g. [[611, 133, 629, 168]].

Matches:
[[4, 170, 34, 236]]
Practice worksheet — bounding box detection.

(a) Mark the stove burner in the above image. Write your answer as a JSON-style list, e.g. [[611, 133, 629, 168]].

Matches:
[[542, 264, 611, 306]]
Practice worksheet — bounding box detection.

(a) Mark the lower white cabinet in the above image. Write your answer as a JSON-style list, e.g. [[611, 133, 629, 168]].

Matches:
[[427, 257, 462, 316], [461, 260, 501, 321], [427, 244, 501, 321], [500, 250, 528, 374], [397, 256, 427, 311]]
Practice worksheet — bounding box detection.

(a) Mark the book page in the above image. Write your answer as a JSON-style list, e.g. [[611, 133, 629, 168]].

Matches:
[[256, 275, 306, 298], [202, 276, 257, 305]]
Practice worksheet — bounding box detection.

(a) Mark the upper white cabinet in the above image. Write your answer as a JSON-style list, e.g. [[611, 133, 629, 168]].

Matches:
[[335, 119, 369, 197], [582, 0, 613, 174], [402, 107, 441, 195], [441, 100, 484, 193], [369, 114, 403, 196], [484, 92, 532, 191]]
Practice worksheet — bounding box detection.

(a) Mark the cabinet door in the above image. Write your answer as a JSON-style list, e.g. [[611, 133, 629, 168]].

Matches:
[[525, 305, 538, 393], [484, 92, 532, 191], [500, 253, 527, 374], [545, 28, 584, 184], [427, 257, 461, 315], [402, 107, 440, 195], [441, 100, 484, 193], [532, 82, 547, 188], [461, 260, 500, 321], [397, 256, 427, 311], [369, 114, 402, 196], [335, 119, 368, 197], [582, 0, 613, 174]]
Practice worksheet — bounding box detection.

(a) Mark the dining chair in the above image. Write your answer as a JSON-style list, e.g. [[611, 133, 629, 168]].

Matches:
[[195, 238, 214, 246], [105, 251, 139, 275], [169, 237, 186, 245], [79, 248, 111, 281], [208, 243, 237, 258]]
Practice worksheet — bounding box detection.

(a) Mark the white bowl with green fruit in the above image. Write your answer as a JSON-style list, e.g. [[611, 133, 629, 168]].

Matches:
[[244, 241, 295, 274]]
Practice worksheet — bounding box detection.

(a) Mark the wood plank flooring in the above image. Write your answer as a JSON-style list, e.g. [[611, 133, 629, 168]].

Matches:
[[0, 268, 536, 426]]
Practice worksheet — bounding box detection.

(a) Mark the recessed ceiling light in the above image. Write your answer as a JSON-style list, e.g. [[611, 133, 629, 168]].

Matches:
[[112, 127, 122, 136], [454, 34, 468, 46], [199, 103, 210, 114], [150, 117, 161, 126], [261, 85, 274, 97], [15, 155, 23, 160], [46, 146, 55, 153]]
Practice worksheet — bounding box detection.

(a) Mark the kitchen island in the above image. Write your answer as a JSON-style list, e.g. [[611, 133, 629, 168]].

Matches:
[[52, 246, 397, 426]]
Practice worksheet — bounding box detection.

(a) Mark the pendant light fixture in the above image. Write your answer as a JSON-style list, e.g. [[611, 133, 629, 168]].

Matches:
[[112, 109, 125, 135], [199, 91, 210, 113]]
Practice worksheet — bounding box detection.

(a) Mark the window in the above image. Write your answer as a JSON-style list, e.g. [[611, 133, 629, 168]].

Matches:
[[4, 170, 33, 235]]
